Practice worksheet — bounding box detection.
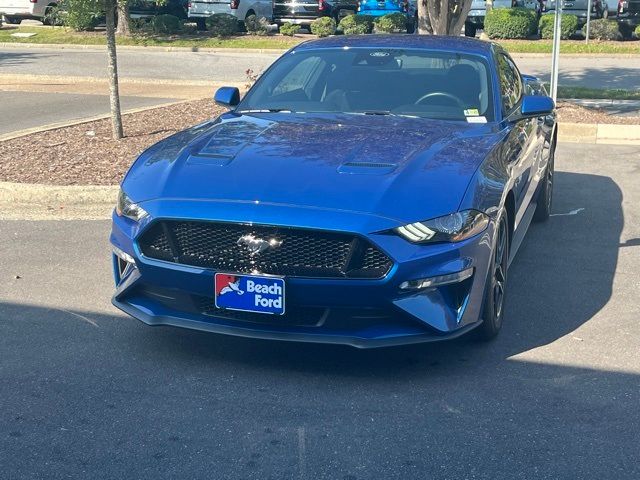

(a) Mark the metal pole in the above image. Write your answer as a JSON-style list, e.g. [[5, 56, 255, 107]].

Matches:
[[550, 0, 562, 101], [585, 0, 593, 43]]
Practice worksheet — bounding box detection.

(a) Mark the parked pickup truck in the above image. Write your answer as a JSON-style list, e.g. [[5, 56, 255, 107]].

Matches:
[[617, 0, 640, 37], [543, 0, 609, 28], [465, 0, 541, 37], [272, 0, 357, 27], [1, 0, 57, 24]]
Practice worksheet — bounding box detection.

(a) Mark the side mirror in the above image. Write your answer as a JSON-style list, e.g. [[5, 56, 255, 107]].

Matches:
[[214, 87, 240, 108], [520, 95, 555, 118]]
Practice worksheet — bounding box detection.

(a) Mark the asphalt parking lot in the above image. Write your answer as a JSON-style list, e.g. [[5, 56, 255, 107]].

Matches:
[[1, 142, 639, 479]]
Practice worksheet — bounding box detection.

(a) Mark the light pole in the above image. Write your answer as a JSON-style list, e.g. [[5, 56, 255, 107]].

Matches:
[[585, 0, 593, 43], [549, 0, 563, 101]]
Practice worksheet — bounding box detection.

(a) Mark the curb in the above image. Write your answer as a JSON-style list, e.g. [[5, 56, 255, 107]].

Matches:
[[2, 42, 640, 57], [0, 42, 290, 55], [559, 122, 640, 145], [0, 99, 187, 142]]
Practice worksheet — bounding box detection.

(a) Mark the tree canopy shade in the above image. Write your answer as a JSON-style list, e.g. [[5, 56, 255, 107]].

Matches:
[[417, 0, 474, 35]]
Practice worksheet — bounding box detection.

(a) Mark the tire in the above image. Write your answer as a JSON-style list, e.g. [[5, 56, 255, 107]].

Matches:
[[465, 23, 477, 37], [475, 210, 509, 341], [406, 15, 417, 34], [533, 138, 555, 222], [195, 17, 207, 31]]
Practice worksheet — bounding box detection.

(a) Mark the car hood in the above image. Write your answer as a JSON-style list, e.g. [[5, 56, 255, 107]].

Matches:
[[123, 112, 502, 226]]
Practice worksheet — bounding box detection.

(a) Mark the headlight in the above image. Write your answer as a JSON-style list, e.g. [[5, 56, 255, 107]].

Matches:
[[115, 188, 148, 221], [396, 210, 489, 244]]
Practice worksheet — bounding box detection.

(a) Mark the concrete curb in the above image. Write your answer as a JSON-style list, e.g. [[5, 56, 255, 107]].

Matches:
[[2, 42, 640, 57], [0, 41, 290, 55], [0, 99, 187, 142], [559, 123, 640, 145]]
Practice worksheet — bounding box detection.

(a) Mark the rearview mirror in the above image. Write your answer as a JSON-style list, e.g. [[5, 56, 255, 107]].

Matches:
[[214, 87, 240, 108], [520, 95, 555, 118]]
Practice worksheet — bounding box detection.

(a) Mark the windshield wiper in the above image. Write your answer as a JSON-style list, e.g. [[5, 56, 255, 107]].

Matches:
[[237, 108, 294, 113], [360, 110, 393, 116]]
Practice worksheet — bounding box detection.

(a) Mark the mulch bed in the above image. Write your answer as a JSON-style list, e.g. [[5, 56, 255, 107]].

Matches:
[[0, 99, 637, 186]]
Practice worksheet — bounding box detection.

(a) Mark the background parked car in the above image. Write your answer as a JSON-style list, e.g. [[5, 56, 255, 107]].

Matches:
[[356, 0, 417, 33], [617, 0, 640, 36], [542, 0, 609, 28], [188, 0, 272, 30], [1, 0, 58, 24], [465, 0, 540, 37], [273, 0, 357, 28]]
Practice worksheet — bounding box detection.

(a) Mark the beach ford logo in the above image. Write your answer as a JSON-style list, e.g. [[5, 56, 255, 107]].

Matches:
[[237, 234, 282, 256], [215, 273, 285, 315]]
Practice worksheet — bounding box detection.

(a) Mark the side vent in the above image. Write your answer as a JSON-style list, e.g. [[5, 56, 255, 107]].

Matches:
[[337, 162, 397, 175]]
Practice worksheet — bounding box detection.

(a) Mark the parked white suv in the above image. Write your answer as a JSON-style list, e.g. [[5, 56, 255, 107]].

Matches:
[[187, 0, 272, 30], [1, 0, 57, 24]]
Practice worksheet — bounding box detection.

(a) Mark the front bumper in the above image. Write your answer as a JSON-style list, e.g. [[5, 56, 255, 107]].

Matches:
[[111, 206, 496, 348]]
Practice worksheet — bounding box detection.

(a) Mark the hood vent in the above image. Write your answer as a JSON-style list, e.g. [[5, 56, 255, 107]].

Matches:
[[338, 162, 398, 175]]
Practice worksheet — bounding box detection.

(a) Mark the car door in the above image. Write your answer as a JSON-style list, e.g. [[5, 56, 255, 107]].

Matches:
[[496, 53, 538, 225]]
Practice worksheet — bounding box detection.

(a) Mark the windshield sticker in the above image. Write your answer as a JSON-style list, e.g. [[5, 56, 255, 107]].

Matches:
[[467, 116, 487, 124], [464, 109, 480, 117], [370, 51, 390, 57]]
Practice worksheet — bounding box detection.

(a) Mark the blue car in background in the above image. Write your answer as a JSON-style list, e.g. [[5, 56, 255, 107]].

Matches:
[[357, 0, 417, 32], [111, 35, 557, 348]]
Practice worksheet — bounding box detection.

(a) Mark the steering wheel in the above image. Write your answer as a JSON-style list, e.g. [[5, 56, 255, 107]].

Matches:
[[415, 92, 464, 108]]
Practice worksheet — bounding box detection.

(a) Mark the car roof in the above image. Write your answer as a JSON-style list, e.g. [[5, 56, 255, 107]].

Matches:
[[293, 34, 496, 58]]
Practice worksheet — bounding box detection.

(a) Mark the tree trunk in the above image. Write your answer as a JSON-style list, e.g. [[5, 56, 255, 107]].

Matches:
[[105, 0, 124, 140], [116, 0, 131, 36], [418, 0, 473, 35]]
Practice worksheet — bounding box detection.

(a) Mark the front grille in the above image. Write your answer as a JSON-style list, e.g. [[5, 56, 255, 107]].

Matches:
[[138, 220, 393, 279]]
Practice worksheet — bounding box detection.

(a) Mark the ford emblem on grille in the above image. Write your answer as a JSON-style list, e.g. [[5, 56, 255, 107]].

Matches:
[[237, 234, 283, 256]]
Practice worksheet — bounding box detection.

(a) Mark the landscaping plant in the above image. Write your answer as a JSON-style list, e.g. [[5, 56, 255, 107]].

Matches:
[[279, 22, 301, 36], [338, 14, 373, 34], [310, 16, 336, 37], [538, 13, 578, 39], [584, 19, 620, 40], [152, 14, 182, 34], [373, 12, 407, 33], [484, 7, 537, 39], [244, 14, 270, 35], [206, 13, 239, 36]]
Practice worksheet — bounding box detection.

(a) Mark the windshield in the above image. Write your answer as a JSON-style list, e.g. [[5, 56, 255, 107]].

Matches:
[[238, 48, 495, 122]]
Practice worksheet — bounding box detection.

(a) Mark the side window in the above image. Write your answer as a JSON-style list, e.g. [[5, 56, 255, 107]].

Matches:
[[497, 54, 522, 114], [272, 56, 324, 97]]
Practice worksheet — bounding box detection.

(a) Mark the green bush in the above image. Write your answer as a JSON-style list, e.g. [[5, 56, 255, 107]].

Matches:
[[584, 19, 620, 40], [484, 8, 537, 39], [310, 16, 336, 37], [373, 12, 407, 33], [58, 0, 102, 31], [538, 13, 579, 39], [338, 14, 373, 34], [279, 22, 301, 36], [635, 24, 640, 38], [206, 13, 238, 36], [152, 14, 181, 34], [245, 14, 270, 35]]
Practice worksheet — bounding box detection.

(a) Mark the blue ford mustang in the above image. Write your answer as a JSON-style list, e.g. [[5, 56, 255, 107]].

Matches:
[[110, 35, 556, 348]]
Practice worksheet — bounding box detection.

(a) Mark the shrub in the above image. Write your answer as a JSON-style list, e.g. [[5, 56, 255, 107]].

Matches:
[[310, 16, 336, 37], [245, 14, 270, 35], [206, 13, 238, 36], [635, 24, 640, 38], [484, 8, 537, 39], [152, 14, 181, 34], [538, 13, 579, 39], [373, 12, 407, 33], [279, 22, 301, 36], [584, 19, 620, 40], [58, 0, 102, 31], [339, 14, 373, 34]]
